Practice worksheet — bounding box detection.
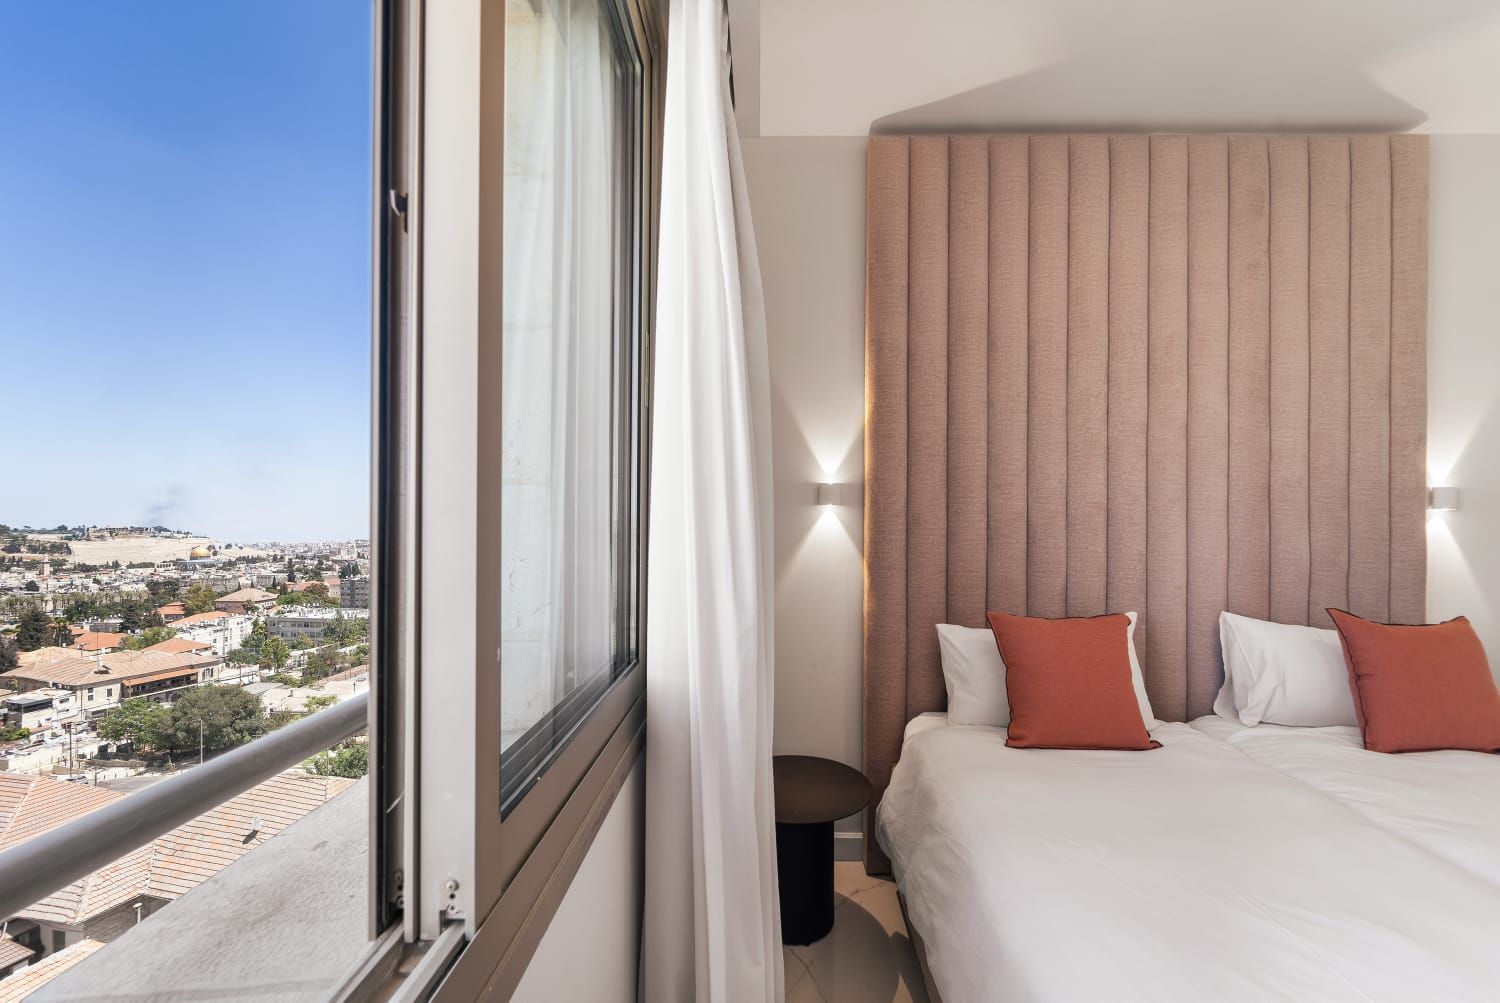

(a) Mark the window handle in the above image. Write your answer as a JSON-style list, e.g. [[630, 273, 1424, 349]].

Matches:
[[388, 189, 409, 232]]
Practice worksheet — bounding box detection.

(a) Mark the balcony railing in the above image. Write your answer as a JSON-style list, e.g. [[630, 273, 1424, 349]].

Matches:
[[0, 693, 369, 920]]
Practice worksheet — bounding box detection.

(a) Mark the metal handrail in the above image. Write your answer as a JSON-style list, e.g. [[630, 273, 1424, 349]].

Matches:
[[0, 693, 369, 921]]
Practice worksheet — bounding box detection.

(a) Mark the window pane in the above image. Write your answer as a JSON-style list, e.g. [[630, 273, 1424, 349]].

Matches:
[[501, 0, 639, 810]]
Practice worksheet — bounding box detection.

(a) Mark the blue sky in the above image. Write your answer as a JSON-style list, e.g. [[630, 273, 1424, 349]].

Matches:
[[0, 1, 373, 542]]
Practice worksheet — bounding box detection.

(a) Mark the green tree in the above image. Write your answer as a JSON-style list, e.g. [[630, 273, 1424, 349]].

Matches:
[[15, 606, 50, 651], [0, 638, 18, 672], [262, 636, 290, 671], [119, 597, 153, 633], [305, 741, 368, 779], [97, 698, 172, 750], [162, 685, 265, 755], [303, 694, 338, 714], [23, 581, 39, 593], [183, 583, 218, 615], [303, 581, 332, 605], [63, 597, 100, 622], [338, 562, 359, 580], [48, 617, 72, 647], [119, 626, 177, 650], [146, 578, 181, 605]]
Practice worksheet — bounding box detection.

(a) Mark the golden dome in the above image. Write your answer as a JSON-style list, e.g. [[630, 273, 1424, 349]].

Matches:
[[189, 545, 213, 559]]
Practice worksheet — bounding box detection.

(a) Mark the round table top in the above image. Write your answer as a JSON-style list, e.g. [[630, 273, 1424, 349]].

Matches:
[[773, 755, 873, 824]]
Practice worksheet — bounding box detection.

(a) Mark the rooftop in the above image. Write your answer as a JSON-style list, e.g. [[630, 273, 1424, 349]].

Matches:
[[7, 650, 221, 690], [0, 939, 103, 1003], [216, 588, 276, 603], [143, 637, 214, 655], [71, 632, 125, 653], [171, 611, 230, 628]]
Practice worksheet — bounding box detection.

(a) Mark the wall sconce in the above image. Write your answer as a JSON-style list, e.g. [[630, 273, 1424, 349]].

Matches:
[[1428, 486, 1460, 512], [816, 483, 836, 506]]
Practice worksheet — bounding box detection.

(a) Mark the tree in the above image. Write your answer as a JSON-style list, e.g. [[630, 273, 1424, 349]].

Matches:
[[303, 581, 332, 605], [23, 581, 39, 593], [119, 597, 152, 633], [303, 694, 338, 714], [98, 698, 172, 750], [146, 578, 181, 605], [119, 626, 177, 651], [302, 648, 338, 682], [262, 636, 290, 671], [339, 562, 360, 580], [161, 686, 265, 755], [15, 606, 50, 651], [48, 617, 72, 647], [63, 597, 100, 622], [0, 638, 18, 672], [305, 741, 368, 779], [183, 583, 218, 615]]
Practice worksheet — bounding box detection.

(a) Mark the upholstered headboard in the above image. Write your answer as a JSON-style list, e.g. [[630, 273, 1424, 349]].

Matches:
[[864, 134, 1429, 872]]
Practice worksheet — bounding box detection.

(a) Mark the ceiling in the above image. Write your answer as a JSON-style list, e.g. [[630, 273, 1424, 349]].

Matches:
[[729, 0, 1500, 137]]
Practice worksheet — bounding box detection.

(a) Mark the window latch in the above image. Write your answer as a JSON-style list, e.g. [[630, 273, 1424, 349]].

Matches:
[[388, 189, 409, 232]]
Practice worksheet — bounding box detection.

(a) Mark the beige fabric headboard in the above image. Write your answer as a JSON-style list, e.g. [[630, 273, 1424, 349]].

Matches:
[[864, 134, 1428, 872]]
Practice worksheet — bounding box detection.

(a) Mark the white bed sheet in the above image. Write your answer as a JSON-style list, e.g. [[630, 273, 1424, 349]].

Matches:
[[1192, 714, 1500, 887], [877, 713, 1500, 1003]]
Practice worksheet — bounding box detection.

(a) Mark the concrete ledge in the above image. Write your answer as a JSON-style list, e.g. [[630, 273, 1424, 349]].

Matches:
[[36, 779, 372, 1002]]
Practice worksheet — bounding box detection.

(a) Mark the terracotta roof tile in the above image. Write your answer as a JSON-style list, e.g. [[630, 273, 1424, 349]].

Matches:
[[0, 936, 33, 971], [0, 938, 104, 1002]]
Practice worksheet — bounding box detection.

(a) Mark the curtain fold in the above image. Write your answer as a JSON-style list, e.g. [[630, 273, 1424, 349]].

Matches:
[[641, 0, 782, 999]]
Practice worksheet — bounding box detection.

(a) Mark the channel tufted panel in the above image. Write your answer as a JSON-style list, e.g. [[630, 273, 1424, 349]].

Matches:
[[863, 134, 1429, 873]]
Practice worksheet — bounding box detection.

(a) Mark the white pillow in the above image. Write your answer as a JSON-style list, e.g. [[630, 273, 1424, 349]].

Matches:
[[936, 613, 1159, 730], [1213, 611, 1356, 727]]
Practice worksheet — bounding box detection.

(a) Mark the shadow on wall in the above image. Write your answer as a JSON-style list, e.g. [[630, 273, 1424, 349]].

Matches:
[[871, 47, 1425, 134], [861, 0, 1499, 135]]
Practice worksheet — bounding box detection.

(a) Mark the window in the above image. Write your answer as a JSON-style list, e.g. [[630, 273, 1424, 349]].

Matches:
[[404, 0, 659, 987], [499, 0, 643, 813]]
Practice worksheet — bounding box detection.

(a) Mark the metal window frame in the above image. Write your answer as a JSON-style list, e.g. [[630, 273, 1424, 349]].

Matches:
[[370, 0, 422, 943], [394, 0, 665, 992]]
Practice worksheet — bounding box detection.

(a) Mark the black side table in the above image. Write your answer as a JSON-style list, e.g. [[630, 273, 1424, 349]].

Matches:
[[773, 755, 873, 946]]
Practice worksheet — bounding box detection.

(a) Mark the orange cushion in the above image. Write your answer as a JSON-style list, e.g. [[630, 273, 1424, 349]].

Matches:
[[985, 611, 1159, 750], [1327, 609, 1500, 754]]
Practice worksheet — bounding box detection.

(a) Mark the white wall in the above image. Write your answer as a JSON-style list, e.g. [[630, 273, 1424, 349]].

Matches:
[[512, 759, 644, 1002], [1427, 135, 1500, 666], [744, 137, 869, 836], [746, 134, 1500, 823]]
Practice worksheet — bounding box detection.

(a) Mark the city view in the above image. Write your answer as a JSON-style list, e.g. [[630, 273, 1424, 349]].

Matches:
[[0, 525, 371, 991], [0, 1, 374, 994]]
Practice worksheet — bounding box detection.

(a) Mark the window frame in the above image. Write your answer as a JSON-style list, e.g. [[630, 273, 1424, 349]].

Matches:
[[384, 0, 662, 991]]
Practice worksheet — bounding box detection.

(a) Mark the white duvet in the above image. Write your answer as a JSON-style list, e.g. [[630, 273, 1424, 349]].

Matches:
[[878, 714, 1500, 1003], [1192, 715, 1500, 888]]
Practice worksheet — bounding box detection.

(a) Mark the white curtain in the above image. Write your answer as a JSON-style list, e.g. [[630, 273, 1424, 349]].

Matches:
[[502, 0, 619, 746], [641, 0, 782, 999]]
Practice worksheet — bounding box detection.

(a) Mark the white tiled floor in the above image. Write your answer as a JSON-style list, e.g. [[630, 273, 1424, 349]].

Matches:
[[783, 862, 930, 1003]]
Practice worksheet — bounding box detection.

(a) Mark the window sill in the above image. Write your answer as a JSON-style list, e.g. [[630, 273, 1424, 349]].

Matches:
[[33, 779, 372, 1002]]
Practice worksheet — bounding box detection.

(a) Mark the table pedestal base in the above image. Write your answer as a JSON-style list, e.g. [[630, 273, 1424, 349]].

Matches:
[[776, 819, 835, 945]]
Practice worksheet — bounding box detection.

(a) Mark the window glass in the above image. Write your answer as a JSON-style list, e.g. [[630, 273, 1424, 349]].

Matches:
[[500, 0, 640, 812]]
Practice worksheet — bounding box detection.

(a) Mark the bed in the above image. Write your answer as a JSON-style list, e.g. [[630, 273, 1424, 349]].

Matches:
[[862, 132, 1440, 1001], [878, 714, 1500, 1002]]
